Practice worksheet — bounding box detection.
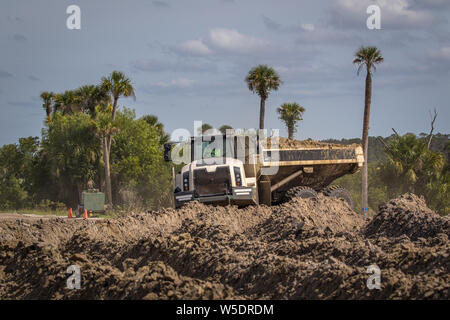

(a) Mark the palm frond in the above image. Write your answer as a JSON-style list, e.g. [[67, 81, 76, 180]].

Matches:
[[245, 65, 281, 98], [353, 46, 383, 75]]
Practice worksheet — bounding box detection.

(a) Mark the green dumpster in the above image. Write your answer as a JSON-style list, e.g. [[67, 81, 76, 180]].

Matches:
[[79, 190, 105, 215]]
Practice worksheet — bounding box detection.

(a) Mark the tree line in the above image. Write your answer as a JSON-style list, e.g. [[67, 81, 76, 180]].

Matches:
[[0, 71, 172, 211]]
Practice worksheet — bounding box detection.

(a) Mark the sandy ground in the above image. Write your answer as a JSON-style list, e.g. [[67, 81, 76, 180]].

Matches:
[[0, 213, 67, 221], [0, 213, 103, 221], [0, 194, 448, 299]]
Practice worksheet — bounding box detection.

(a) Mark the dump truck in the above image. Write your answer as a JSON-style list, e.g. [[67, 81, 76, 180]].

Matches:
[[164, 133, 364, 208]]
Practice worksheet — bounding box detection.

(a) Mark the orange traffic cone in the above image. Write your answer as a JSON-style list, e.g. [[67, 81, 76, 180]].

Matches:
[[83, 209, 88, 220], [68, 208, 73, 218]]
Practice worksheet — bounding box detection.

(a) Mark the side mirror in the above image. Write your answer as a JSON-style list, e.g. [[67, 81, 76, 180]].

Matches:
[[163, 143, 172, 162]]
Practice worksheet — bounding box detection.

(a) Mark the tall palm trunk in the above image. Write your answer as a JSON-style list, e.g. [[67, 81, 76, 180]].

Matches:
[[102, 136, 112, 205], [45, 106, 52, 119], [107, 97, 118, 153], [259, 97, 266, 130], [361, 66, 372, 215], [111, 97, 118, 121], [288, 124, 294, 140], [104, 96, 117, 204]]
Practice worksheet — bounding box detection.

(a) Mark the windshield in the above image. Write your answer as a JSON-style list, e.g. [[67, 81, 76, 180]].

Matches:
[[202, 141, 222, 158], [192, 136, 235, 161]]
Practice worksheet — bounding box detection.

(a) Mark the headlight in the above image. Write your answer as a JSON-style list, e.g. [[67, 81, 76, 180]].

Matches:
[[233, 166, 242, 186], [183, 171, 189, 191]]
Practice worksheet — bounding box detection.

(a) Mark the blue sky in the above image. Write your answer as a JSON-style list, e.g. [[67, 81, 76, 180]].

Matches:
[[0, 0, 449, 145]]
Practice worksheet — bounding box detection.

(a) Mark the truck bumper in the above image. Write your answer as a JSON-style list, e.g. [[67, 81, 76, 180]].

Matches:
[[174, 191, 195, 208], [174, 187, 257, 208]]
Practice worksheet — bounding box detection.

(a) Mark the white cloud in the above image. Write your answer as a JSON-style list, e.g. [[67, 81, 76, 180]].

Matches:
[[296, 26, 360, 45], [132, 58, 216, 73], [429, 47, 450, 61], [209, 28, 269, 53], [409, 0, 450, 9], [299, 24, 315, 31], [177, 39, 212, 55], [155, 78, 195, 88]]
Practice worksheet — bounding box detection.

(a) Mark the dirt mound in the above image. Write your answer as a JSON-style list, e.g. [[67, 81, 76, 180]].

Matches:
[[365, 194, 450, 240], [0, 194, 448, 300]]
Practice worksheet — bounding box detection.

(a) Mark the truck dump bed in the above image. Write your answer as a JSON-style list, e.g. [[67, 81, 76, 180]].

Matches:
[[260, 137, 363, 193]]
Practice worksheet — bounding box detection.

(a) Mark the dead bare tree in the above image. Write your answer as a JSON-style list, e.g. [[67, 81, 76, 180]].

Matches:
[[377, 136, 392, 153], [427, 108, 437, 150], [392, 128, 400, 137]]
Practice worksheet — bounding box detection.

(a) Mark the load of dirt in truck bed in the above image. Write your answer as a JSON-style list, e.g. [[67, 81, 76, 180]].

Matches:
[[0, 194, 448, 299], [264, 137, 359, 149]]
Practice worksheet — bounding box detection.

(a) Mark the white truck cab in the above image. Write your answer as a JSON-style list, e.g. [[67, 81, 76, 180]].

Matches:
[[173, 157, 258, 207]]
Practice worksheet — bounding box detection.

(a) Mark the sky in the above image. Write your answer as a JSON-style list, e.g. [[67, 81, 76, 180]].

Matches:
[[0, 0, 449, 145]]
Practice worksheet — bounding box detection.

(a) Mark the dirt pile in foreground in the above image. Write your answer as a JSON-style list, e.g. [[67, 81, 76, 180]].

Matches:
[[365, 194, 450, 240], [0, 194, 448, 299]]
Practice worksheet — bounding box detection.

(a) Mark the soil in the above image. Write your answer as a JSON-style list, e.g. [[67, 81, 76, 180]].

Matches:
[[0, 193, 448, 299], [264, 137, 359, 149]]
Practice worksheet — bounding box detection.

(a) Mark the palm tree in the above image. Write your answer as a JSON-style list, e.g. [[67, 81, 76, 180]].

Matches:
[[141, 114, 170, 145], [219, 125, 233, 135], [101, 71, 135, 121], [353, 46, 383, 215], [40, 91, 54, 120], [100, 71, 135, 204], [277, 103, 305, 140], [198, 123, 213, 135], [53, 90, 78, 115], [76, 85, 110, 117], [245, 65, 281, 130], [381, 133, 445, 203], [93, 109, 119, 206]]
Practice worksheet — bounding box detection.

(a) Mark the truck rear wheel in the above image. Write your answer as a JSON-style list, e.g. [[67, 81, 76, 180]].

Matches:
[[323, 185, 353, 209], [284, 186, 317, 202]]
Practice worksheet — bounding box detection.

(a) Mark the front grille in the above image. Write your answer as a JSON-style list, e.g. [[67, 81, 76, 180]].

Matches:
[[193, 167, 231, 196]]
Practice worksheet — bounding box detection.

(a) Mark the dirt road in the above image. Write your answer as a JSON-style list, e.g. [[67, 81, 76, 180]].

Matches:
[[0, 194, 448, 299], [0, 213, 104, 222], [0, 213, 66, 221]]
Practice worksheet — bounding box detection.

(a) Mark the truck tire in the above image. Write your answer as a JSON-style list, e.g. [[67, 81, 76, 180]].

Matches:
[[284, 186, 317, 202], [323, 185, 353, 209]]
